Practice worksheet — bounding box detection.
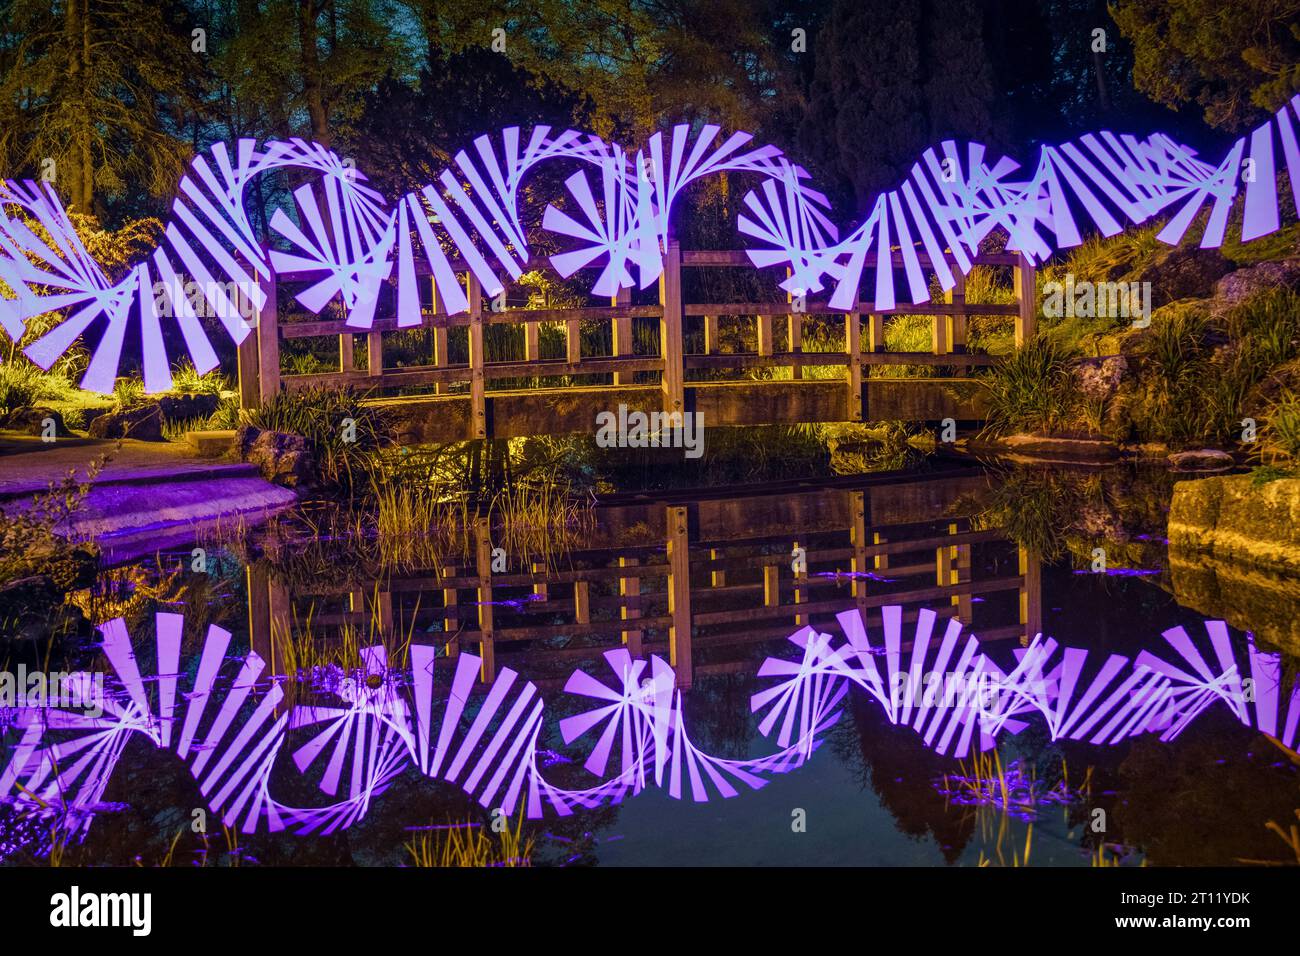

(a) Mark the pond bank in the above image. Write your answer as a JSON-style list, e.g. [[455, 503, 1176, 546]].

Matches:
[[0, 432, 296, 563]]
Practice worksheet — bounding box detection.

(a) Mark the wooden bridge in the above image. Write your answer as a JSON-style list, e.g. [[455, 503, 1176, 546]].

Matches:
[[235, 246, 1038, 441], [245, 467, 1042, 689]]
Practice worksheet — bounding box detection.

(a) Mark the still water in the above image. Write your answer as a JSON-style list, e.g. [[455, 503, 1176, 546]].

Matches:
[[3, 459, 1298, 867]]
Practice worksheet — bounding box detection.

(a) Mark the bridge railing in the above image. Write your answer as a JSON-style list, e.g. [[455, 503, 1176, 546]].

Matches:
[[237, 245, 1038, 431], [245, 472, 1043, 688]]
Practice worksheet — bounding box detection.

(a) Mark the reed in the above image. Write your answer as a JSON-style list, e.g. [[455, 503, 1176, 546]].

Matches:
[[404, 812, 534, 867]]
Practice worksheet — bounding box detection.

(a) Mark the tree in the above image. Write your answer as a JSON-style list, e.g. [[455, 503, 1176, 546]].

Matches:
[[796, 0, 1000, 217], [0, 0, 204, 221], [1112, 0, 1300, 132]]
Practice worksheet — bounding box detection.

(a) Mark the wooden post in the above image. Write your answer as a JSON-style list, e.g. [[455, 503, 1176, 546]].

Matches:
[[340, 333, 355, 373], [845, 312, 862, 421], [524, 319, 541, 364], [236, 330, 259, 410], [618, 556, 642, 657], [793, 538, 806, 626], [659, 241, 685, 416], [947, 269, 968, 353], [431, 277, 449, 395], [441, 564, 458, 658], [247, 564, 272, 671], [255, 262, 280, 403], [849, 491, 869, 614], [1015, 254, 1037, 346], [665, 505, 692, 687], [474, 516, 495, 681], [467, 274, 487, 439], [573, 579, 590, 624], [703, 315, 719, 355], [566, 316, 581, 366], [612, 286, 632, 385], [873, 531, 889, 571], [953, 534, 972, 623], [786, 267, 802, 380], [763, 564, 780, 607], [367, 328, 383, 378], [931, 300, 950, 356], [936, 532, 957, 617], [1018, 546, 1043, 646], [756, 314, 774, 357], [267, 577, 290, 677], [531, 560, 548, 600], [709, 548, 726, 587], [867, 312, 885, 353]]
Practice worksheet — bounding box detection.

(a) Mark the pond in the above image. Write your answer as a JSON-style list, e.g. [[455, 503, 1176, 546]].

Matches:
[[3, 456, 1298, 867]]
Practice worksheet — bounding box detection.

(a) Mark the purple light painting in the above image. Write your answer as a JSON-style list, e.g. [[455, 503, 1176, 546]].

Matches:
[[1, 606, 1296, 856], [2, 95, 1300, 391]]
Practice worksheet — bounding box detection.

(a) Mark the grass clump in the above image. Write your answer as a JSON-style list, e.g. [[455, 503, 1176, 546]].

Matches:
[[980, 336, 1077, 437], [0, 363, 41, 415], [405, 813, 533, 867], [242, 386, 390, 493]]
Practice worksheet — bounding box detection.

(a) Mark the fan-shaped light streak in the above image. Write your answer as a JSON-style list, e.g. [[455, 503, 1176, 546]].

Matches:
[[1, 604, 1295, 856], [4, 94, 1297, 391]]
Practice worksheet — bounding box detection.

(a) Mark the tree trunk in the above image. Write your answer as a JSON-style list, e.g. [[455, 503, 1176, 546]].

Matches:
[[298, 0, 330, 147], [65, 0, 92, 212]]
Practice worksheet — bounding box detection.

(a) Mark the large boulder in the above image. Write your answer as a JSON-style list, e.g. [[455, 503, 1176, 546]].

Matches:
[[1139, 246, 1234, 306], [237, 424, 315, 488], [0, 405, 71, 437], [158, 392, 220, 422], [1169, 474, 1300, 573], [88, 401, 164, 441], [1212, 257, 1300, 309]]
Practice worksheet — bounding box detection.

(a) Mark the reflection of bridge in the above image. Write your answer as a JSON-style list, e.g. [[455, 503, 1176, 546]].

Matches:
[[246, 468, 1044, 688], [235, 248, 1036, 440]]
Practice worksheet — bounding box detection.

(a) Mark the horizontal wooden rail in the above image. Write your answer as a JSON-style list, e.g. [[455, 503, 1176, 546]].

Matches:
[[238, 248, 1036, 435]]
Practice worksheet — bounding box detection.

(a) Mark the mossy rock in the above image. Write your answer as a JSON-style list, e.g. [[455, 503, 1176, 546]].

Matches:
[[1168, 474, 1300, 573]]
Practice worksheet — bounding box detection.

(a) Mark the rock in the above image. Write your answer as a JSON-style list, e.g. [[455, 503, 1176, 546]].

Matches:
[[1073, 354, 1128, 403], [974, 433, 1121, 463], [1169, 474, 1300, 575], [187, 429, 237, 458], [0, 405, 71, 437], [1169, 547, 1300, 658], [88, 401, 164, 441], [1212, 257, 1300, 308], [0, 574, 92, 644], [1139, 246, 1234, 306], [1167, 448, 1235, 471], [158, 392, 219, 422], [237, 424, 315, 487]]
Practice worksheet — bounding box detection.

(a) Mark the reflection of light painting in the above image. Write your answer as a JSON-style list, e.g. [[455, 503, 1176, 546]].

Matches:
[[2, 606, 1296, 859], [3, 94, 1299, 391]]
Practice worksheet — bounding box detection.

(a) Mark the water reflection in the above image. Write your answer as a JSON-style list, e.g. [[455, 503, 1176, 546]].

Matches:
[[4, 464, 1299, 866]]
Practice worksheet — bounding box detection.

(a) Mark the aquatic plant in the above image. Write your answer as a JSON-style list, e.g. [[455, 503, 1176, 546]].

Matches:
[[404, 813, 534, 868]]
